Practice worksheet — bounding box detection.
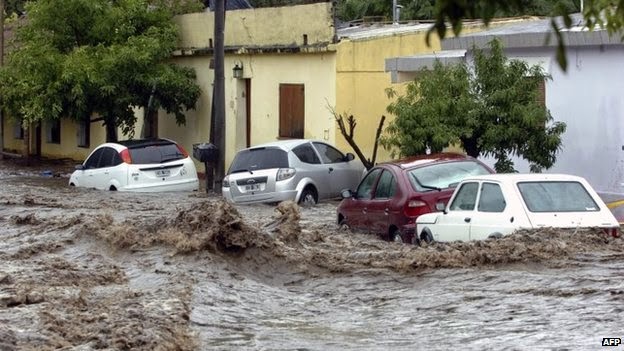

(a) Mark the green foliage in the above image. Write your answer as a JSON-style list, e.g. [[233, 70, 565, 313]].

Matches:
[[333, 0, 579, 23], [0, 0, 201, 141], [381, 39, 567, 173], [248, 0, 317, 8]]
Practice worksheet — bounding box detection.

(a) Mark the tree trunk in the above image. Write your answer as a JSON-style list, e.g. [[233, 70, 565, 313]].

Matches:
[[461, 137, 480, 158], [105, 117, 118, 142], [22, 125, 30, 164]]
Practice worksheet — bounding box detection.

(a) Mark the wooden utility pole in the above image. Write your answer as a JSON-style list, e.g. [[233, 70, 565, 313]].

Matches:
[[212, 0, 226, 191], [0, 0, 4, 160]]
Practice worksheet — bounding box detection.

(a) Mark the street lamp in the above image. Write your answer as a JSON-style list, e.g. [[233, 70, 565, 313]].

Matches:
[[233, 63, 243, 79]]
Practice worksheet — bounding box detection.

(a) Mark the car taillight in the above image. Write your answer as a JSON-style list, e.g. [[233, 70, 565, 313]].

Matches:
[[603, 227, 620, 238], [176, 144, 189, 158], [222, 175, 230, 188], [277, 168, 296, 181], [404, 199, 429, 218], [120, 149, 132, 164]]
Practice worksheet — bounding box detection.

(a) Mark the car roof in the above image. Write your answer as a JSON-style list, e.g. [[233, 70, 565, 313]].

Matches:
[[246, 139, 325, 152], [381, 152, 473, 169], [461, 173, 588, 184]]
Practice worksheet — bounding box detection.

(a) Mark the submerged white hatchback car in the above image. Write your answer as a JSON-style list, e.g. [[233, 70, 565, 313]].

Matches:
[[69, 138, 199, 192], [416, 173, 620, 243], [222, 139, 364, 205]]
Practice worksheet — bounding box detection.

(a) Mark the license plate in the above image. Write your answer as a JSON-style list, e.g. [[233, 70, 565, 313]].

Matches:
[[245, 183, 261, 191], [155, 169, 171, 177]]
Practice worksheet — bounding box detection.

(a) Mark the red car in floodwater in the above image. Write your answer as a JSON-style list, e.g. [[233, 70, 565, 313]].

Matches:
[[336, 153, 494, 244]]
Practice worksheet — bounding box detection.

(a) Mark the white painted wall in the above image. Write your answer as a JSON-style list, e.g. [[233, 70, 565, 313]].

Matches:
[[478, 45, 624, 195]]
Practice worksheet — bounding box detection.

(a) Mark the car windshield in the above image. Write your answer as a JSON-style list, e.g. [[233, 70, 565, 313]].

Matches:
[[128, 143, 185, 164], [517, 181, 599, 212], [407, 160, 491, 192], [229, 147, 289, 173]]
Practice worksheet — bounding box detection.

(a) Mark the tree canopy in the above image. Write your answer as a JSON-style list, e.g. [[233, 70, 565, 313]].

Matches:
[[381, 39, 566, 173], [0, 0, 202, 141], [335, 0, 579, 23]]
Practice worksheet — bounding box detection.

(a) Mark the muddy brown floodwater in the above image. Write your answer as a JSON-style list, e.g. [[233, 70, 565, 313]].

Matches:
[[1, 158, 624, 351]]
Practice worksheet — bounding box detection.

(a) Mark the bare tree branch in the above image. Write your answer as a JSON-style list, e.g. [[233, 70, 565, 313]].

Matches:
[[371, 115, 385, 166], [327, 105, 385, 170]]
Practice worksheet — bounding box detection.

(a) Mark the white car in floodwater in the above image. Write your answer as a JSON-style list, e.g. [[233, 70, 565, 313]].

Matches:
[[416, 173, 620, 243], [69, 138, 199, 192]]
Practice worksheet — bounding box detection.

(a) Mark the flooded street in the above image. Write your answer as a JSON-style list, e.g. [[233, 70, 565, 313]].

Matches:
[[1, 159, 623, 350]]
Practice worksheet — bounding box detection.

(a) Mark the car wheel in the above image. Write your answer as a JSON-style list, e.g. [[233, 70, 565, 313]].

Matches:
[[298, 188, 317, 207], [412, 236, 421, 246], [420, 228, 434, 244], [391, 230, 404, 243], [338, 218, 350, 231], [488, 232, 503, 239]]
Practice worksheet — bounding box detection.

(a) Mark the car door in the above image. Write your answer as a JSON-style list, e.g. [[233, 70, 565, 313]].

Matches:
[[469, 182, 516, 240], [343, 168, 382, 232], [365, 169, 397, 235], [291, 143, 331, 199], [79, 148, 105, 188], [88, 147, 118, 190], [312, 142, 359, 196], [430, 181, 479, 242]]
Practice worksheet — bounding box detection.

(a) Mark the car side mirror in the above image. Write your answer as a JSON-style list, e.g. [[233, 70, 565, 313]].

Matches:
[[341, 189, 353, 199], [75, 164, 85, 171], [435, 202, 446, 212], [344, 153, 355, 162]]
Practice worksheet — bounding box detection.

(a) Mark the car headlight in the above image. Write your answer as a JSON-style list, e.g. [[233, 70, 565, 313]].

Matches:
[[276, 168, 296, 181], [222, 175, 230, 188]]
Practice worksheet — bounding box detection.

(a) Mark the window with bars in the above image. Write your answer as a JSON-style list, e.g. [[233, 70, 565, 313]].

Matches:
[[13, 121, 24, 140], [77, 119, 90, 148], [46, 120, 61, 144]]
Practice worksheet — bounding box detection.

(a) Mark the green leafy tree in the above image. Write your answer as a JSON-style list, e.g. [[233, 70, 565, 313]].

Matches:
[[0, 0, 201, 142], [381, 39, 566, 173], [427, 0, 617, 70]]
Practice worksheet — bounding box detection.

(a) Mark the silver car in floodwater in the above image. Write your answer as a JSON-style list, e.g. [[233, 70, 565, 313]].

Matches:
[[222, 139, 364, 205]]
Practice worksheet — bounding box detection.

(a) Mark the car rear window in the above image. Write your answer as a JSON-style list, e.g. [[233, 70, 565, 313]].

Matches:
[[407, 160, 491, 192], [229, 147, 289, 173], [129, 143, 185, 164], [517, 181, 599, 212]]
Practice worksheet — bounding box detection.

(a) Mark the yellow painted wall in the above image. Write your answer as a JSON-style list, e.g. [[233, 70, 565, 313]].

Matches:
[[2, 118, 103, 161], [3, 119, 23, 153], [175, 2, 334, 49], [334, 30, 441, 163]]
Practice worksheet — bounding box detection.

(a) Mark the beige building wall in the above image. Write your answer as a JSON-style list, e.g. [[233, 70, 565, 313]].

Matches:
[[156, 3, 338, 171], [157, 51, 337, 171], [174, 2, 335, 49]]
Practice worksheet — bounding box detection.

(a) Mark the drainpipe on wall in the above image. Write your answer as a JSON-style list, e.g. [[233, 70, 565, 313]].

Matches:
[[140, 83, 156, 139], [392, 0, 398, 24]]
